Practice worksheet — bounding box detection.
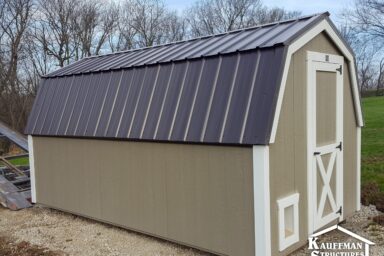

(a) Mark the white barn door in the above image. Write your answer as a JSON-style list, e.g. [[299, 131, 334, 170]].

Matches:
[[307, 51, 344, 233]]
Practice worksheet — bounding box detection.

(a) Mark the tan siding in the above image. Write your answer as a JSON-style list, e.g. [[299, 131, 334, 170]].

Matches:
[[343, 61, 358, 217], [269, 32, 359, 256], [33, 136, 254, 256]]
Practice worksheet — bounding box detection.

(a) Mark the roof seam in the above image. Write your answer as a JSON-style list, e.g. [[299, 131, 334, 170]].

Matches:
[[219, 53, 241, 143], [240, 50, 261, 143], [200, 56, 222, 142]]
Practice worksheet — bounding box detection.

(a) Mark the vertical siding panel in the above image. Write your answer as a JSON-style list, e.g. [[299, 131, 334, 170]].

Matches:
[[33, 137, 254, 256]]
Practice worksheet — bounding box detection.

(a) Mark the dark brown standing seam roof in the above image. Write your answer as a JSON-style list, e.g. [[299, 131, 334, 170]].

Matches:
[[25, 12, 329, 145]]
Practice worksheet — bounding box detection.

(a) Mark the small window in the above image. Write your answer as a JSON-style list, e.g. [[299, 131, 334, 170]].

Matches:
[[277, 193, 300, 251]]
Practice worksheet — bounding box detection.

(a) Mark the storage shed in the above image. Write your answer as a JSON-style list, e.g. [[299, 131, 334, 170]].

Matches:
[[25, 12, 363, 256]]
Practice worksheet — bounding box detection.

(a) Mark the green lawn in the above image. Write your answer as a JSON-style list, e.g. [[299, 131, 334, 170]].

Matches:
[[0, 156, 29, 167], [361, 96, 384, 191]]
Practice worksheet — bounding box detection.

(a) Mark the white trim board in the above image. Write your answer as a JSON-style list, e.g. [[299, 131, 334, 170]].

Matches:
[[253, 145, 271, 256], [306, 52, 344, 234], [356, 127, 361, 211], [277, 193, 300, 251], [28, 135, 37, 203], [269, 18, 363, 144]]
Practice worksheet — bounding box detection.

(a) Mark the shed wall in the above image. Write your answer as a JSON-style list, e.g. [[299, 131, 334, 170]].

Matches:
[[32, 136, 255, 256], [269, 32, 359, 256]]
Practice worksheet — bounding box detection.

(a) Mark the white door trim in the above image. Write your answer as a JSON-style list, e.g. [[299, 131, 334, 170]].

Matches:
[[307, 52, 344, 234], [28, 135, 37, 203], [270, 18, 363, 144], [253, 145, 271, 256]]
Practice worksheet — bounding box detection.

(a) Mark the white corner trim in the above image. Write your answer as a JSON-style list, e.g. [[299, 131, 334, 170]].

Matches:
[[356, 127, 361, 211], [28, 135, 37, 203], [277, 193, 300, 251], [253, 145, 271, 256], [269, 19, 363, 144]]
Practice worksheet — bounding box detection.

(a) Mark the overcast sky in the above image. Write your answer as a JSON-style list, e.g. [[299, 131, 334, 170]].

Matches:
[[164, 0, 350, 24]]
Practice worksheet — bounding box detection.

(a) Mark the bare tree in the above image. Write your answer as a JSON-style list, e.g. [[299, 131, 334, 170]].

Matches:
[[72, 0, 119, 58], [129, 0, 170, 47], [185, 0, 261, 36], [35, 0, 77, 67], [163, 11, 187, 42], [0, 0, 34, 131], [376, 59, 384, 95], [341, 0, 384, 96], [254, 7, 302, 24], [346, 0, 384, 40], [184, 0, 301, 37]]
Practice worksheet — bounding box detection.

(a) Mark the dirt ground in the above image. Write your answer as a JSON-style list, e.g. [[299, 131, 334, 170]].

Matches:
[[0, 204, 383, 256], [0, 205, 210, 256]]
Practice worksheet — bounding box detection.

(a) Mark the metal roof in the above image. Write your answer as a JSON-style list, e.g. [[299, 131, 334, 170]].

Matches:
[[45, 13, 327, 78], [0, 120, 28, 152], [26, 13, 329, 145]]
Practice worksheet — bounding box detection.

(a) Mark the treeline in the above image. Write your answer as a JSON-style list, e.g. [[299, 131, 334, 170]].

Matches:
[[0, 0, 300, 131], [340, 0, 384, 97], [0, 0, 383, 133]]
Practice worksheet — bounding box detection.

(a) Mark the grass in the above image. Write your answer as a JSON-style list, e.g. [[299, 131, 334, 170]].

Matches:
[[0, 156, 29, 167], [361, 96, 384, 191]]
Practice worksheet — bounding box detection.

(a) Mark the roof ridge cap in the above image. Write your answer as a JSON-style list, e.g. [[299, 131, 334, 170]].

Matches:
[[81, 12, 329, 61]]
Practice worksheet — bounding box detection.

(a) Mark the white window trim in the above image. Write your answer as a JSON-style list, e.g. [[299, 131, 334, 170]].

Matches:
[[253, 145, 271, 256], [28, 135, 37, 203], [269, 18, 363, 144], [277, 193, 300, 251]]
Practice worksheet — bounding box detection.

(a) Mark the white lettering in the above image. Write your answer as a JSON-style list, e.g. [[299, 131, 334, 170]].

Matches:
[[309, 237, 320, 249], [311, 250, 320, 256]]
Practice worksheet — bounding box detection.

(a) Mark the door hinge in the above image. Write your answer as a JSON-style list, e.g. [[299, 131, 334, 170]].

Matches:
[[314, 151, 321, 155], [336, 142, 342, 151], [336, 206, 342, 215], [336, 65, 342, 75]]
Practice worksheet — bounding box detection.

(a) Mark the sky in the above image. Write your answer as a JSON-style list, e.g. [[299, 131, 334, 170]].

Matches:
[[164, 0, 350, 25]]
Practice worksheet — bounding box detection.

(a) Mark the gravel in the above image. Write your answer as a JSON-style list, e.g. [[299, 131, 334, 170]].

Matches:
[[291, 205, 384, 256], [0, 205, 210, 256], [0, 204, 382, 256]]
